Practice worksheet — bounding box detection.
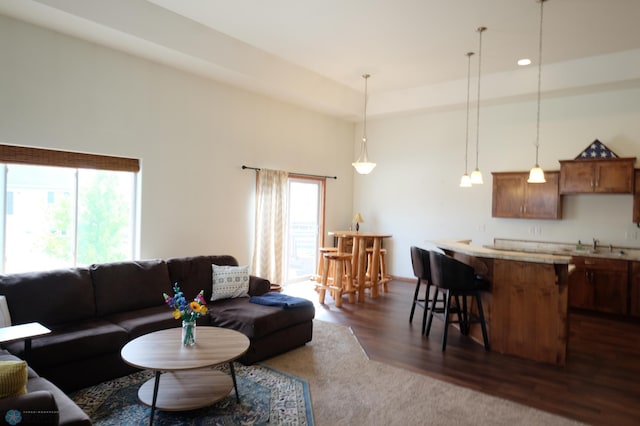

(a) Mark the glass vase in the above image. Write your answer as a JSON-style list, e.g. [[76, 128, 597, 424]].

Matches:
[[182, 320, 196, 347]]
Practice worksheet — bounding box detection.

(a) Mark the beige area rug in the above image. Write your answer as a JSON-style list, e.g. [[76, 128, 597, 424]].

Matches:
[[263, 319, 584, 426]]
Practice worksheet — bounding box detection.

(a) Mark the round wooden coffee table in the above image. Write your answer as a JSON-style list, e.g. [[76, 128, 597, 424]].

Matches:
[[121, 326, 249, 425]]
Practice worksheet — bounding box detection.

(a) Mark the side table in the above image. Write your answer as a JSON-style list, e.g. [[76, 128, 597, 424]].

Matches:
[[0, 322, 51, 359]]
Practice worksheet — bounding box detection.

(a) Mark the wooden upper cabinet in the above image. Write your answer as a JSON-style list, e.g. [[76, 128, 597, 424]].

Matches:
[[633, 170, 640, 223], [492, 171, 561, 219], [559, 158, 635, 194]]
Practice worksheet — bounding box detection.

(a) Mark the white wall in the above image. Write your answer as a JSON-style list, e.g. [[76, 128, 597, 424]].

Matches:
[[3, 14, 640, 282], [0, 15, 355, 266], [357, 86, 640, 278]]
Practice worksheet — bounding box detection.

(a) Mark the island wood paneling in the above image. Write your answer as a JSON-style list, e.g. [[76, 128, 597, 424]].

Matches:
[[491, 259, 568, 365], [630, 261, 640, 316]]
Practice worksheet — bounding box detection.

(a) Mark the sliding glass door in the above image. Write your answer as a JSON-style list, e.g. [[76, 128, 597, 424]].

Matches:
[[285, 177, 324, 283]]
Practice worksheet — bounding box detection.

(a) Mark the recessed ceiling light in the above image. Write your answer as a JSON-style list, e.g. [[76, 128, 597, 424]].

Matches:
[[518, 58, 532, 66]]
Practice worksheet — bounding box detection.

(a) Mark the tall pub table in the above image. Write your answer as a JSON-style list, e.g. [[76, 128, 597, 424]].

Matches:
[[328, 231, 392, 302]]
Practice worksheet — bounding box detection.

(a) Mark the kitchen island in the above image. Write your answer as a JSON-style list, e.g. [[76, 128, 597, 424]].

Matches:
[[432, 240, 572, 366]]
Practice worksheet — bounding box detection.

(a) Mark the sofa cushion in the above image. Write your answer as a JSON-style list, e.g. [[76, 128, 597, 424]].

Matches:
[[208, 297, 315, 339], [104, 305, 179, 339], [0, 268, 94, 326], [3, 319, 129, 369], [27, 377, 92, 426], [0, 360, 27, 398], [167, 255, 239, 302], [91, 259, 172, 316], [211, 264, 250, 301]]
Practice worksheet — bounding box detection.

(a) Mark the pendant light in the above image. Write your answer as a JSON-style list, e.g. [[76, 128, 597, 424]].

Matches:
[[352, 74, 376, 174], [470, 26, 486, 185], [528, 0, 547, 183], [460, 52, 474, 188]]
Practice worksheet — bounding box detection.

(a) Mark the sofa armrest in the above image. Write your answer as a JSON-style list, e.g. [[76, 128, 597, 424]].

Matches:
[[248, 275, 270, 296], [0, 390, 59, 424]]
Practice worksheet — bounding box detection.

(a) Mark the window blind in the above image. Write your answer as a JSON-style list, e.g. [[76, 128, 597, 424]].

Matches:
[[0, 144, 139, 172]]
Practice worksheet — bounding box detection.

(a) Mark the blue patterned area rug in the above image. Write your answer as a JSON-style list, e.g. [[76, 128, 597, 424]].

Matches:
[[70, 363, 313, 425]]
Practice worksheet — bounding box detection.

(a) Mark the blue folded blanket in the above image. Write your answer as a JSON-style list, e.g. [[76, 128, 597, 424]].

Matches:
[[249, 292, 314, 309]]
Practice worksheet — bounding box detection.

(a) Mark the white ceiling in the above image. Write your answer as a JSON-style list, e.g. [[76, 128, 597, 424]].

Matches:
[[2, 0, 640, 119]]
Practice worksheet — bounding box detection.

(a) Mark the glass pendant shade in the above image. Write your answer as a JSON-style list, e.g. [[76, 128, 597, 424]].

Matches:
[[460, 173, 472, 187], [528, 166, 546, 183], [353, 161, 376, 174], [353, 74, 376, 175], [470, 168, 483, 184], [352, 137, 376, 174]]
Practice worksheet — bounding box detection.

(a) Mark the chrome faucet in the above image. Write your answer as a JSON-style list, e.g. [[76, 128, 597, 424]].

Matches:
[[593, 238, 599, 251]]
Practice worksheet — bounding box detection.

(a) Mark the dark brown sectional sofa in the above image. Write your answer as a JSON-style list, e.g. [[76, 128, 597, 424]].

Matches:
[[0, 255, 315, 425]]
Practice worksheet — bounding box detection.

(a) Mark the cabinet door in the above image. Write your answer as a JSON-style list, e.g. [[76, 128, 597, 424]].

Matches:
[[595, 161, 634, 193], [559, 162, 594, 193], [592, 267, 628, 314], [629, 262, 640, 317], [524, 172, 561, 219], [492, 174, 525, 218], [492, 172, 561, 219], [633, 170, 640, 223], [560, 158, 635, 194], [569, 257, 628, 314], [568, 266, 594, 310]]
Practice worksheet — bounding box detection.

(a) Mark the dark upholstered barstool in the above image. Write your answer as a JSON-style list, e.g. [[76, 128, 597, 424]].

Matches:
[[409, 246, 432, 334], [425, 251, 490, 352]]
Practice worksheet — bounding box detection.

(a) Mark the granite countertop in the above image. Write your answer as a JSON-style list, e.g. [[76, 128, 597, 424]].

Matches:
[[487, 238, 640, 262], [432, 239, 572, 265], [433, 239, 640, 264]]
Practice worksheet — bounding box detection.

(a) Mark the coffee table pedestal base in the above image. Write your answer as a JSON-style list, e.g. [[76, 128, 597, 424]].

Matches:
[[138, 369, 233, 411]]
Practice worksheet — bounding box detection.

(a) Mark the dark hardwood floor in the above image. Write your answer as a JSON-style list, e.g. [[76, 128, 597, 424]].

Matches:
[[284, 279, 640, 426]]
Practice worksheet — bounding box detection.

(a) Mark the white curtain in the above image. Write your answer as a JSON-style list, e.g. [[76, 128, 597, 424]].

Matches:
[[251, 169, 288, 284]]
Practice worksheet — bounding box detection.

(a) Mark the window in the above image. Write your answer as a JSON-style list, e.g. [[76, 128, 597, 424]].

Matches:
[[0, 145, 139, 273]]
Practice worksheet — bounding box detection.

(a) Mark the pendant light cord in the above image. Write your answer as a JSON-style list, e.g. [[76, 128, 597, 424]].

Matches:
[[475, 27, 486, 171], [535, 0, 545, 166], [464, 52, 473, 173], [362, 74, 369, 145]]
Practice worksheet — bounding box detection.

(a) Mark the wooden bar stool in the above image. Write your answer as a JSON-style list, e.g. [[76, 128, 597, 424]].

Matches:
[[366, 248, 391, 293], [316, 252, 354, 307], [312, 247, 338, 282], [378, 249, 391, 292]]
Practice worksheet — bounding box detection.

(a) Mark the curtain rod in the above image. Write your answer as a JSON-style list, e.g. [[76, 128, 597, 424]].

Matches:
[[242, 165, 337, 180]]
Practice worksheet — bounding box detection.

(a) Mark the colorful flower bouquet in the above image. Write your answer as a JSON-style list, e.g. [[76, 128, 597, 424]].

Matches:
[[163, 283, 208, 346]]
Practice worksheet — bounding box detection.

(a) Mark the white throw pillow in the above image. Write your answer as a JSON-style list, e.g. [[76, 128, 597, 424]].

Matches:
[[211, 264, 250, 301]]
